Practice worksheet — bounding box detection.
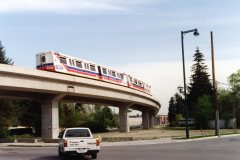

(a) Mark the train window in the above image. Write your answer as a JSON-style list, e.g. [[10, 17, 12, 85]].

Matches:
[[90, 65, 96, 71], [41, 55, 46, 63], [60, 57, 67, 64], [76, 61, 82, 68], [112, 71, 116, 77], [129, 76, 133, 82], [119, 74, 124, 79], [134, 79, 137, 84], [102, 68, 107, 75], [84, 63, 89, 70]]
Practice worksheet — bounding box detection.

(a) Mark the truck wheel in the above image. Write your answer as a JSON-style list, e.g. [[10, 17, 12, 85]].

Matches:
[[91, 153, 97, 159]]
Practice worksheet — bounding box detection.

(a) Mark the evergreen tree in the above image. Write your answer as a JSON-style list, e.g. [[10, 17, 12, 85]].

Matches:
[[175, 93, 185, 115], [168, 93, 184, 127], [0, 41, 14, 65], [168, 97, 176, 127], [188, 48, 213, 116]]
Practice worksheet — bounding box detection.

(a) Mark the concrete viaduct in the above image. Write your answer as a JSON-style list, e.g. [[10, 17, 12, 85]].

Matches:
[[0, 64, 161, 139]]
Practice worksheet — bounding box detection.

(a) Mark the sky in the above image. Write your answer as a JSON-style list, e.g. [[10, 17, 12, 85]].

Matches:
[[0, 0, 240, 114]]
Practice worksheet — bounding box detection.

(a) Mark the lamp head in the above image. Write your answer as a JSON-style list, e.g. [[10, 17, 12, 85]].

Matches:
[[193, 30, 199, 36], [177, 86, 184, 93]]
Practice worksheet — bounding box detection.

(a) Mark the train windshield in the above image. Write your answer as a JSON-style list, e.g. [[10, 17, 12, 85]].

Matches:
[[41, 55, 46, 63]]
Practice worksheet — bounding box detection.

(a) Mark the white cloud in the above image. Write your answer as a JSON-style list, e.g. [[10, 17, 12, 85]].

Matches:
[[0, 0, 158, 14]]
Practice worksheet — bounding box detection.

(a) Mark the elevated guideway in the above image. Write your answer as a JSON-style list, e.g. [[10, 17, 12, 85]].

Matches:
[[0, 64, 161, 138]]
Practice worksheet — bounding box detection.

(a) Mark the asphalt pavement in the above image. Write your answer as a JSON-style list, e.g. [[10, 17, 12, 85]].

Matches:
[[0, 127, 239, 147], [1, 135, 240, 160]]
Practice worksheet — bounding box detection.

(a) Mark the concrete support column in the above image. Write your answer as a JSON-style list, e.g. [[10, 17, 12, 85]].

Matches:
[[41, 100, 59, 139], [119, 106, 129, 132], [142, 110, 149, 129], [149, 111, 155, 128]]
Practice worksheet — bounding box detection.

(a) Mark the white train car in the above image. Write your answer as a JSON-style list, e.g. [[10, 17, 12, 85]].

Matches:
[[36, 51, 152, 95], [98, 65, 128, 86], [144, 84, 151, 94], [36, 51, 99, 79], [127, 75, 146, 93]]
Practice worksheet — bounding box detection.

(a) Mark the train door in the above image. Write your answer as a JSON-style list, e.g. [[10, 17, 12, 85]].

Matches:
[[127, 75, 133, 87], [121, 73, 128, 86]]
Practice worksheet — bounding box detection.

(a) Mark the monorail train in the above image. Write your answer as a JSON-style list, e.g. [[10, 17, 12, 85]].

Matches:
[[36, 51, 151, 94]]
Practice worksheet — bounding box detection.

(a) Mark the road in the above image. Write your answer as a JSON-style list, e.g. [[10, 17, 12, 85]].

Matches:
[[0, 136, 240, 160]]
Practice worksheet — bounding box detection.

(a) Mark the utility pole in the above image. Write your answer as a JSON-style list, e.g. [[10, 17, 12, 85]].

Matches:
[[211, 31, 220, 137]]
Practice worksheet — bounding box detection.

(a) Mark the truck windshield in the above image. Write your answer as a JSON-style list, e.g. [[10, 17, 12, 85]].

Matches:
[[65, 129, 90, 138]]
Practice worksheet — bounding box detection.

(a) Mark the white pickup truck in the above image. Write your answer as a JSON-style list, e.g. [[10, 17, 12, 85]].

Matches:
[[58, 127, 100, 159]]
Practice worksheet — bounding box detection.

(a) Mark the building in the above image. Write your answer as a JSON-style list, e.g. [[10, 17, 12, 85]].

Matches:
[[155, 115, 168, 126]]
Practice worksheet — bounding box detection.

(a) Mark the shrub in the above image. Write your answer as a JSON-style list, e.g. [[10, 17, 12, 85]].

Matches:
[[0, 128, 10, 138]]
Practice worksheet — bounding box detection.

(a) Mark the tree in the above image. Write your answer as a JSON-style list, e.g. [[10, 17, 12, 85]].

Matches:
[[0, 41, 13, 65], [188, 48, 213, 117], [88, 105, 117, 132], [18, 101, 42, 136], [194, 95, 213, 129], [175, 93, 185, 115], [228, 69, 240, 94], [59, 103, 117, 132], [59, 103, 85, 128], [0, 99, 19, 138], [0, 99, 42, 137], [218, 89, 236, 124], [228, 69, 240, 127], [168, 97, 176, 126], [0, 99, 18, 127], [0, 41, 14, 137], [168, 93, 184, 127]]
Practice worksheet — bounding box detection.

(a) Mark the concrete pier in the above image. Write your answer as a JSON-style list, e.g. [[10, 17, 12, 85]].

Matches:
[[119, 106, 129, 132]]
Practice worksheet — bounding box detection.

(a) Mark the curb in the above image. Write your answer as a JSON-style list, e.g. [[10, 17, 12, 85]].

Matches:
[[173, 133, 240, 143], [0, 143, 58, 147]]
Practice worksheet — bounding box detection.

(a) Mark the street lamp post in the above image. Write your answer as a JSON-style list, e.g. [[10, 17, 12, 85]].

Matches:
[[181, 28, 199, 139]]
